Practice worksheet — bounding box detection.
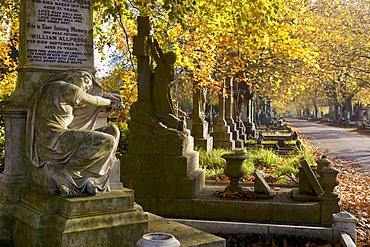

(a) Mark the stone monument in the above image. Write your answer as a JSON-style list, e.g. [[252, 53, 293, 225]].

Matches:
[[211, 79, 235, 149], [224, 76, 244, 148], [233, 79, 247, 141], [240, 83, 256, 139], [192, 83, 213, 151], [0, 1, 147, 246], [121, 17, 205, 208]]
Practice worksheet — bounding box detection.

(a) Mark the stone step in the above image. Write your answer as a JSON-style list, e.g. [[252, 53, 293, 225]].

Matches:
[[12, 188, 148, 247], [19, 187, 135, 215]]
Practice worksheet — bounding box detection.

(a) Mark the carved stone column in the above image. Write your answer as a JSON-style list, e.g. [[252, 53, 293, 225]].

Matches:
[[211, 82, 235, 149], [243, 85, 256, 139], [0, 107, 28, 244], [233, 80, 246, 141], [224, 77, 243, 148], [192, 85, 213, 152]]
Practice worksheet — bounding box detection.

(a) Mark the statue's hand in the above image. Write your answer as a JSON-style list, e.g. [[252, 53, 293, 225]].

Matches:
[[110, 99, 125, 111], [102, 93, 122, 102]]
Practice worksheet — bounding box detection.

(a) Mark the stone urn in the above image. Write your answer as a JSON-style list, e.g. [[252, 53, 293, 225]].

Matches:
[[222, 149, 249, 193], [136, 233, 180, 247], [321, 166, 340, 197], [316, 155, 331, 184]]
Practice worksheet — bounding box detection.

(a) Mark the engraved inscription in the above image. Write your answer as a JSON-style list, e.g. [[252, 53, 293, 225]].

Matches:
[[25, 0, 93, 66]]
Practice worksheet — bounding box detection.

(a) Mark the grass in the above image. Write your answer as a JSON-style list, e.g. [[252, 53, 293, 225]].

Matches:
[[197, 143, 315, 184]]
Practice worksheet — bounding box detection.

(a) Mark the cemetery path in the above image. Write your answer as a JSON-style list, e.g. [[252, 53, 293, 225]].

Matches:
[[287, 118, 370, 173]]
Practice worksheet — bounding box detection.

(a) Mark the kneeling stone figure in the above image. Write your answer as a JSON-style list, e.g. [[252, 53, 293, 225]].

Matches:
[[27, 69, 124, 196]]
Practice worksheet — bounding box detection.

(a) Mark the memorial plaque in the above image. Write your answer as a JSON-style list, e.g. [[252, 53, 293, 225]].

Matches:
[[21, 0, 94, 69]]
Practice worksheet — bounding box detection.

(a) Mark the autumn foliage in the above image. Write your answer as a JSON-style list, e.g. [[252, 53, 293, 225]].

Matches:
[[0, 0, 368, 115]]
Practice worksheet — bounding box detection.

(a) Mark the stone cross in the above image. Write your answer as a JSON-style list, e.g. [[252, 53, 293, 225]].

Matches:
[[133, 17, 152, 102]]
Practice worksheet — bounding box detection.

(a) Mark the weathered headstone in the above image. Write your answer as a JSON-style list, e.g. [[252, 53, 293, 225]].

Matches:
[[9, 0, 94, 107], [253, 169, 273, 198], [211, 81, 235, 149], [292, 157, 324, 201], [192, 84, 213, 151], [224, 77, 244, 148], [121, 17, 205, 208], [240, 83, 256, 139], [294, 157, 340, 224], [232, 79, 247, 141], [0, 1, 148, 246]]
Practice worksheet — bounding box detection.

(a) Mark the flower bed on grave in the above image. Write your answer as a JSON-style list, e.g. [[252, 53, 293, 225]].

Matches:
[[198, 143, 312, 184]]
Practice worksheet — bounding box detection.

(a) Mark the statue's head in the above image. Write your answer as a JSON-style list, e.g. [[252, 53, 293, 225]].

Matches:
[[42, 69, 101, 92], [65, 71, 94, 92], [163, 52, 176, 64]]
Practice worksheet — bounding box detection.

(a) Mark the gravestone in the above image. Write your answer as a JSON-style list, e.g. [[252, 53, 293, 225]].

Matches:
[[9, 0, 94, 108], [192, 84, 213, 152], [232, 79, 247, 141], [224, 77, 244, 148], [211, 80, 235, 149], [240, 83, 256, 139], [121, 17, 205, 206], [253, 169, 273, 198], [0, 1, 147, 246], [293, 157, 324, 201]]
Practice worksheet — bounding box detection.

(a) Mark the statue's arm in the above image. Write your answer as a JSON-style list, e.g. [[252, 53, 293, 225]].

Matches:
[[149, 37, 161, 63], [80, 92, 112, 107], [102, 93, 122, 102], [153, 38, 164, 57], [102, 93, 125, 110]]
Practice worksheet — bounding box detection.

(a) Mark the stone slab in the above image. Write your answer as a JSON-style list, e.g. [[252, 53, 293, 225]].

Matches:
[[12, 188, 148, 247], [122, 152, 199, 177], [194, 136, 213, 152], [136, 186, 323, 226], [12, 203, 148, 247], [18, 187, 135, 216], [292, 188, 321, 202], [147, 213, 226, 247], [20, 0, 94, 69], [172, 219, 333, 242], [122, 168, 205, 199], [300, 158, 324, 196], [121, 152, 205, 199], [254, 169, 273, 198], [340, 233, 356, 247], [212, 140, 235, 149]]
